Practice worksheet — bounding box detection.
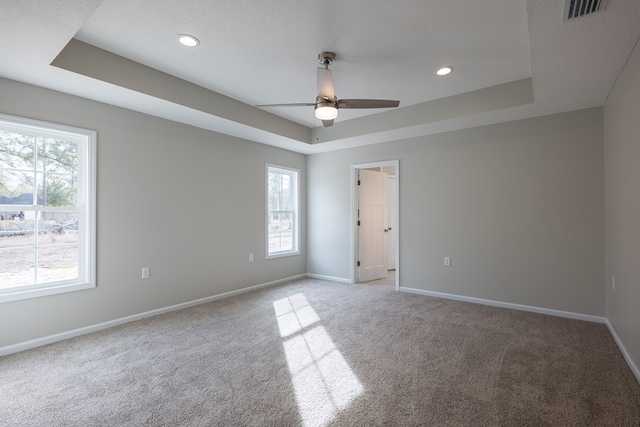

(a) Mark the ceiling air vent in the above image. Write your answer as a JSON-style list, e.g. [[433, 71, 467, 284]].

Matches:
[[563, 0, 608, 22]]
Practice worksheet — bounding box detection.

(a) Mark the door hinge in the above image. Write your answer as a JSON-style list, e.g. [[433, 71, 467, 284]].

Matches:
[[357, 179, 361, 185], [357, 220, 361, 226], [357, 261, 361, 267]]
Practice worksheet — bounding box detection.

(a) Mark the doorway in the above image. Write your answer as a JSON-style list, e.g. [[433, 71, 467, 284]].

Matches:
[[351, 160, 399, 290]]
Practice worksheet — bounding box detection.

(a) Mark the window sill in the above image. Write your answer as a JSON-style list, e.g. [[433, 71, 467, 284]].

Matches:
[[267, 251, 300, 260], [0, 280, 95, 304]]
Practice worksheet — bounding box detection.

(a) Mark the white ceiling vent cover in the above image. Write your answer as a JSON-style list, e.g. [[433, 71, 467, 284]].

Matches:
[[563, 0, 608, 22]]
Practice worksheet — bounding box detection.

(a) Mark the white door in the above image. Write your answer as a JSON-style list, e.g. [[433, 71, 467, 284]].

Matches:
[[387, 176, 396, 270], [358, 169, 388, 282]]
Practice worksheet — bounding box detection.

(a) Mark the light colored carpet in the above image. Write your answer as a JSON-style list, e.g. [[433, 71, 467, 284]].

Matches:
[[1, 278, 639, 426]]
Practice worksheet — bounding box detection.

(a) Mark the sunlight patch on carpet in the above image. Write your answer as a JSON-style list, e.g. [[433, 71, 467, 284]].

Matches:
[[273, 293, 321, 337], [274, 294, 363, 427]]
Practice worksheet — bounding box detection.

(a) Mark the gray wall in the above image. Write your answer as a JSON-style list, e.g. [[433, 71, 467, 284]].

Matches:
[[604, 38, 640, 376], [0, 78, 306, 348], [0, 76, 614, 355], [308, 108, 605, 316]]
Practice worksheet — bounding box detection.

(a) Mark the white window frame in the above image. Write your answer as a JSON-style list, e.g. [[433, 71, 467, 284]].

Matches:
[[0, 113, 96, 303], [266, 164, 300, 259]]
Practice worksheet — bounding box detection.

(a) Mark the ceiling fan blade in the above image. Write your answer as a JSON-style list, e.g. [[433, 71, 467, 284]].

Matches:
[[321, 119, 334, 127], [317, 67, 335, 100], [256, 103, 316, 107], [337, 99, 400, 109]]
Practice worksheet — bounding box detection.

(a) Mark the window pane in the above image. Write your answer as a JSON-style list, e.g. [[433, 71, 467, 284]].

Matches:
[[0, 218, 34, 245], [268, 172, 281, 211], [269, 173, 293, 209], [269, 211, 293, 253], [37, 246, 78, 284], [0, 169, 34, 203], [279, 175, 291, 210], [0, 131, 34, 170], [38, 138, 78, 173], [37, 173, 77, 207], [0, 247, 35, 289], [38, 211, 79, 239]]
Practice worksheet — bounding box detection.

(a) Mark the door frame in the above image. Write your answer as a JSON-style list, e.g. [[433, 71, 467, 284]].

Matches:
[[351, 160, 400, 290]]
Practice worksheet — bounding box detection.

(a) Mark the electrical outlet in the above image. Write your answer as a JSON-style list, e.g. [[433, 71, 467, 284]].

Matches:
[[142, 267, 150, 279], [249, 253, 254, 262], [444, 257, 451, 267], [612, 276, 615, 290]]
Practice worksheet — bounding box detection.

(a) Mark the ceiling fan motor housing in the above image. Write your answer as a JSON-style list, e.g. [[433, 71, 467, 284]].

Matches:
[[318, 52, 335, 66], [316, 96, 337, 106]]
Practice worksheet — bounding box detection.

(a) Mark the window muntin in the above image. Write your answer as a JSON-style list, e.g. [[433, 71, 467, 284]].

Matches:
[[0, 114, 96, 303], [267, 165, 299, 258]]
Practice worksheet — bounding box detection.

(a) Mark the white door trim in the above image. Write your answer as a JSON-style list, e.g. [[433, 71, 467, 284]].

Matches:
[[351, 160, 400, 290], [387, 175, 397, 270]]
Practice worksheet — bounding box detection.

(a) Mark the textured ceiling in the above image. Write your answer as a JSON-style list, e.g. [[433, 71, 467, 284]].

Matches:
[[74, 0, 532, 124], [1, 0, 639, 154]]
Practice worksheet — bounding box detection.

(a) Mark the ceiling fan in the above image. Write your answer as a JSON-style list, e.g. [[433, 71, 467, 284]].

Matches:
[[257, 52, 400, 127]]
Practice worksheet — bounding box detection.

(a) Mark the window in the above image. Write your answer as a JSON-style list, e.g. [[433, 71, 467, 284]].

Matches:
[[266, 164, 299, 258], [0, 114, 96, 303]]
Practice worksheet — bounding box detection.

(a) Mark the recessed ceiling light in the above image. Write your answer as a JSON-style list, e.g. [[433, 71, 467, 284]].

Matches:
[[436, 66, 453, 76], [177, 34, 200, 47]]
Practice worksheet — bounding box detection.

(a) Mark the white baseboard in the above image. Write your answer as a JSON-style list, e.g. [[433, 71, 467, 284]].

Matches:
[[398, 286, 606, 324], [0, 274, 307, 357], [605, 320, 640, 384], [306, 273, 352, 284]]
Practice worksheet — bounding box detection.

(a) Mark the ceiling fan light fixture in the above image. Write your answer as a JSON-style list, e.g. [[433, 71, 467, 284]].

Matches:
[[315, 104, 338, 120], [257, 52, 399, 127], [436, 66, 454, 76], [177, 34, 200, 47]]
